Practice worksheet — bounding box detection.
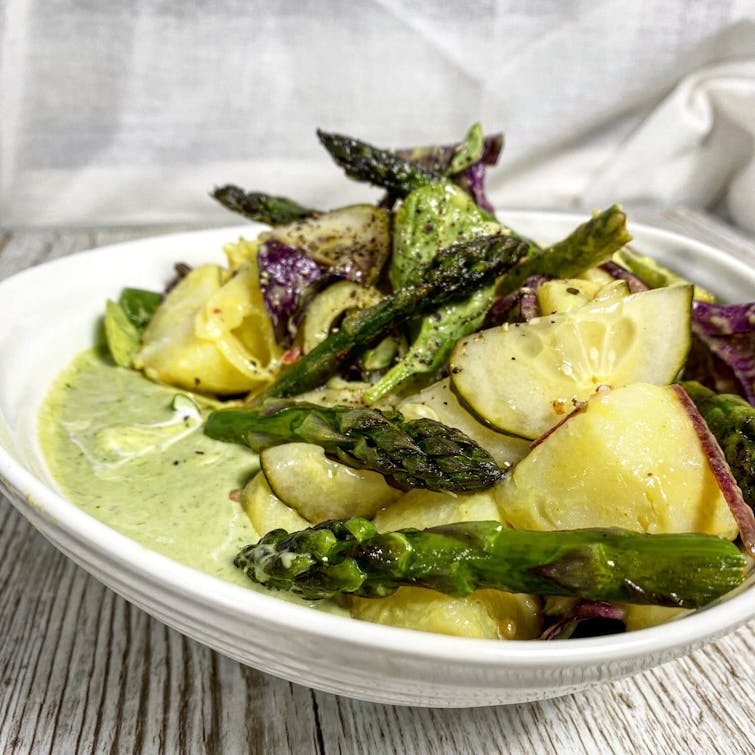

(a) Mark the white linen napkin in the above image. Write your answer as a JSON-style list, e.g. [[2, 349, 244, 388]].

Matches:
[[1, 1, 753, 231]]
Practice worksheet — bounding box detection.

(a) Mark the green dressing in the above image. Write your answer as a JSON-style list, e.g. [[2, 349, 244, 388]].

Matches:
[[39, 348, 262, 589]]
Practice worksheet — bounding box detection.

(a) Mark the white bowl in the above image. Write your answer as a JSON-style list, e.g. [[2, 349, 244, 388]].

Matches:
[[1, 212, 753, 707]]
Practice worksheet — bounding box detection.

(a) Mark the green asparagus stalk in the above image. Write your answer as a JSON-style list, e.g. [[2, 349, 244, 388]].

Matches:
[[363, 182, 497, 403], [212, 185, 319, 225], [496, 205, 633, 297], [394, 123, 498, 176], [261, 233, 531, 398], [205, 400, 503, 492], [317, 129, 443, 197], [318, 127, 543, 256], [363, 289, 493, 403], [234, 518, 746, 606], [680, 381, 755, 508], [365, 204, 632, 403]]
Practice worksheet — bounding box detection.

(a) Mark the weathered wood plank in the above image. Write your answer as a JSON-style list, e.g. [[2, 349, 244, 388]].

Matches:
[[0, 505, 324, 755], [311, 626, 754, 754]]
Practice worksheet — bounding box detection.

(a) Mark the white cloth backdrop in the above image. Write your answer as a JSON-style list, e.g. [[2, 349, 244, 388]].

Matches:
[[1, 1, 754, 230]]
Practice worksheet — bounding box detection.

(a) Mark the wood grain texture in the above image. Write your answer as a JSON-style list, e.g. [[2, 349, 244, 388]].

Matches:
[[1, 216, 753, 755]]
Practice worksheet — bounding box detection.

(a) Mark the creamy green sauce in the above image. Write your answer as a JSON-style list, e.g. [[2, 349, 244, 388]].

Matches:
[[39, 348, 262, 588]]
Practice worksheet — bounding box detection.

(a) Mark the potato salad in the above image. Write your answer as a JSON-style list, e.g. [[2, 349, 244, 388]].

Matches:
[[73, 125, 755, 640]]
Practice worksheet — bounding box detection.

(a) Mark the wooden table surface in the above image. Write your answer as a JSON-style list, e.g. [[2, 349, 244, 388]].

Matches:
[[1, 210, 753, 754]]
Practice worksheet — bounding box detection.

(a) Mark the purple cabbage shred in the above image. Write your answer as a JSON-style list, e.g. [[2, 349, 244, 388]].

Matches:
[[483, 275, 547, 328], [395, 132, 504, 214], [454, 135, 504, 214], [598, 261, 649, 294], [692, 301, 755, 337], [457, 162, 492, 214], [689, 301, 755, 405], [541, 601, 626, 640], [257, 239, 325, 346]]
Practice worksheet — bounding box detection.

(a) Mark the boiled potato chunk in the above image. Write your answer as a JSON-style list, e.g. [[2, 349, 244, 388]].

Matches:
[[241, 473, 309, 536], [135, 257, 281, 395], [194, 260, 280, 382], [365, 486, 541, 640], [450, 285, 692, 439], [621, 605, 690, 632], [495, 383, 738, 538], [373, 487, 501, 532], [223, 236, 259, 271], [349, 587, 541, 640], [261, 443, 402, 522], [136, 265, 229, 391]]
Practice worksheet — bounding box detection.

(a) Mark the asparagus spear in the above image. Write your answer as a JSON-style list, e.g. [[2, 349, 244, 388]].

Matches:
[[317, 129, 442, 197], [496, 205, 633, 297], [234, 518, 746, 606], [363, 289, 493, 403], [366, 203, 632, 402], [318, 127, 543, 254], [261, 233, 531, 397], [395, 124, 503, 178], [214, 126, 489, 226], [364, 183, 497, 403], [205, 401, 503, 493], [319, 132, 628, 277], [212, 185, 319, 225], [680, 381, 755, 509]]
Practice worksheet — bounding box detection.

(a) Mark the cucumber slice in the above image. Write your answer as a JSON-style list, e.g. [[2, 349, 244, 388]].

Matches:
[[265, 204, 391, 285], [536, 278, 603, 315], [450, 285, 693, 439], [260, 442, 401, 522], [301, 280, 382, 354], [536, 278, 629, 315], [398, 379, 530, 469], [241, 473, 309, 537]]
